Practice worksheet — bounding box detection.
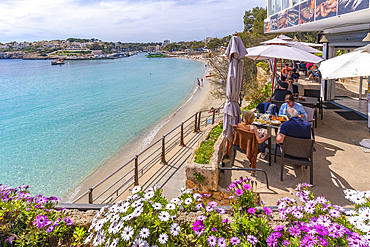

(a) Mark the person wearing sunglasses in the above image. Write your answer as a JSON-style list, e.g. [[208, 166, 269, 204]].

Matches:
[[278, 94, 307, 120]]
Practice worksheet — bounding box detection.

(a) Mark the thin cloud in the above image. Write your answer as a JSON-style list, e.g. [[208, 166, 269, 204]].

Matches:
[[0, 0, 266, 43]]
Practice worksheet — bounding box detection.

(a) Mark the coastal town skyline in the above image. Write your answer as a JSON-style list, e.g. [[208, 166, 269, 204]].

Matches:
[[0, 0, 266, 44]]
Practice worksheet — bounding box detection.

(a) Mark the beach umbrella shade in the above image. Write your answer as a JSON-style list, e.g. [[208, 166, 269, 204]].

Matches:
[[245, 44, 324, 89], [245, 44, 324, 63], [261, 37, 322, 53], [277, 34, 293, 40], [319, 44, 370, 79], [223, 35, 247, 141]]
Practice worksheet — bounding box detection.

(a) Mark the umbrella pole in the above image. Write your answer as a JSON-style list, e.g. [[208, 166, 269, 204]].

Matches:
[[280, 59, 282, 77], [227, 140, 229, 156], [272, 58, 277, 91]]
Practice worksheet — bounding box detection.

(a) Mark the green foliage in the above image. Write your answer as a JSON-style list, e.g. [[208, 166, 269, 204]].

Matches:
[[163, 43, 186, 51], [90, 43, 103, 50], [193, 173, 205, 184], [257, 61, 270, 73], [244, 82, 272, 111], [244, 7, 267, 34], [72, 226, 87, 246], [191, 41, 205, 49], [206, 38, 223, 50], [194, 123, 223, 164]]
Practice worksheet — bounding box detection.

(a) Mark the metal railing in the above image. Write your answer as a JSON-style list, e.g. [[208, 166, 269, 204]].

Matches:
[[72, 106, 224, 204]]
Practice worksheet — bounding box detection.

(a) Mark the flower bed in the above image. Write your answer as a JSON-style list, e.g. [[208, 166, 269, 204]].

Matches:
[[194, 123, 223, 165], [2, 180, 370, 246]]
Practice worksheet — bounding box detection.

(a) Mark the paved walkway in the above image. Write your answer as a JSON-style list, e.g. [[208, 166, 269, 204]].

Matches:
[[219, 80, 370, 207]]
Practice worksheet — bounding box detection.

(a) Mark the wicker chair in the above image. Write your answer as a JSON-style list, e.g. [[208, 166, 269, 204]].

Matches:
[[303, 106, 315, 140], [231, 127, 272, 167], [271, 100, 285, 111], [304, 89, 323, 120], [280, 136, 314, 185], [300, 102, 317, 128]]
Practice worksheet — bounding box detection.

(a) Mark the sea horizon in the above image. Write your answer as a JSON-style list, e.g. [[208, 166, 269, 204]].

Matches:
[[0, 53, 206, 198]]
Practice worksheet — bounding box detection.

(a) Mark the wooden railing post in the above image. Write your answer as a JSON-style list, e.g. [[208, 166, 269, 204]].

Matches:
[[161, 136, 167, 164], [180, 122, 185, 146], [198, 111, 201, 131], [194, 113, 198, 133], [212, 109, 216, 124], [88, 188, 93, 204], [134, 155, 139, 186]]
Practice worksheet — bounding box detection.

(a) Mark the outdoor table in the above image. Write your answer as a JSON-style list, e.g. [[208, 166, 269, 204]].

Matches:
[[297, 96, 318, 106]]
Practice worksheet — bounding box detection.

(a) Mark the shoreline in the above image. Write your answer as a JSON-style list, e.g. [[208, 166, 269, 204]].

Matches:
[[64, 56, 223, 203]]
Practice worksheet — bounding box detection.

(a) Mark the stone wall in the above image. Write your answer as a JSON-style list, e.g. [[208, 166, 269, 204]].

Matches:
[[185, 123, 232, 205]]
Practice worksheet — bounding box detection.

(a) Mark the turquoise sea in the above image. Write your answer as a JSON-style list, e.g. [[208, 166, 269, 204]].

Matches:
[[0, 53, 205, 197]]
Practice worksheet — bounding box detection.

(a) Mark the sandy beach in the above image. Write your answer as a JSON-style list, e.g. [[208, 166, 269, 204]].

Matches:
[[65, 56, 224, 203]]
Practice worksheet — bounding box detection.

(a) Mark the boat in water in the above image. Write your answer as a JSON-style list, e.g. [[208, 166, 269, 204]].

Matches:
[[147, 52, 164, 58], [51, 58, 65, 65]]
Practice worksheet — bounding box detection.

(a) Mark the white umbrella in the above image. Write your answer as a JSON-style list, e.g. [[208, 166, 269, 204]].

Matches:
[[319, 45, 370, 79], [223, 35, 247, 141], [261, 37, 322, 53], [277, 34, 292, 40], [245, 44, 324, 89], [245, 44, 324, 63]]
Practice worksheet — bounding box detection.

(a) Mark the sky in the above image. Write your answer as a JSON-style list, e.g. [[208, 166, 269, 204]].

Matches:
[[0, 0, 266, 43]]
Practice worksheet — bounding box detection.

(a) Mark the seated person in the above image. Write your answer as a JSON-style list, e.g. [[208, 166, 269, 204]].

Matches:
[[306, 65, 320, 80], [272, 82, 292, 101], [276, 108, 311, 144], [287, 78, 299, 95], [281, 64, 291, 77], [235, 111, 270, 175], [279, 94, 307, 120], [299, 61, 307, 73], [287, 69, 299, 82]]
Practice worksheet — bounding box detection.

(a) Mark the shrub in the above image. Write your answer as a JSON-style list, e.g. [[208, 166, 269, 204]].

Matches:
[[244, 82, 272, 111], [194, 123, 223, 164]]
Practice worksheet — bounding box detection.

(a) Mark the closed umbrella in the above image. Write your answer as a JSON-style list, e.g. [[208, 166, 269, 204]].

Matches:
[[223, 35, 247, 141], [319, 45, 370, 79]]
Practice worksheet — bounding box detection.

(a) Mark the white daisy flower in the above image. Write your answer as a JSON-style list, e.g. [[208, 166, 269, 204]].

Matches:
[[158, 211, 170, 222], [158, 233, 168, 244], [148, 184, 160, 191], [359, 207, 370, 220], [170, 223, 180, 236], [132, 238, 145, 247], [152, 202, 162, 210], [171, 198, 181, 204], [184, 198, 193, 205], [166, 203, 176, 210], [131, 185, 141, 194], [132, 200, 143, 208], [184, 189, 193, 194], [119, 202, 130, 214], [84, 233, 94, 244], [193, 193, 202, 201], [133, 207, 143, 217], [139, 228, 150, 239], [121, 226, 134, 241], [144, 191, 155, 199], [363, 190, 370, 198], [109, 238, 119, 247], [123, 214, 134, 221]]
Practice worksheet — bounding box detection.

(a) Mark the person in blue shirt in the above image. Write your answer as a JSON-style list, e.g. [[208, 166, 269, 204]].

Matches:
[[276, 108, 311, 144], [279, 94, 307, 120]]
